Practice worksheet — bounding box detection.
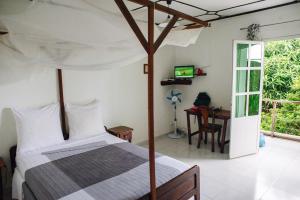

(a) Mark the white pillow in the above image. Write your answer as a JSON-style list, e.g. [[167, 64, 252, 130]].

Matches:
[[12, 104, 64, 154], [66, 100, 106, 140]]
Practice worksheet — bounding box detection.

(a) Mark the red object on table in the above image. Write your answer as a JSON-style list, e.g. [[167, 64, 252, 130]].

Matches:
[[195, 68, 204, 76]]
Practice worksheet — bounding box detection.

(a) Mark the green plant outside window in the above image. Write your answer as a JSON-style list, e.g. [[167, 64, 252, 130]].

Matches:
[[249, 94, 260, 116], [250, 70, 261, 92]]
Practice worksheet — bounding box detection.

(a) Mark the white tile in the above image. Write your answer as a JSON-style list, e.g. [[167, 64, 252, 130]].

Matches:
[[261, 188, 300, 200], [200, 193, 213, 200], [200, 175, 225, 199], [271, 161, 300, 197], [214, 188, 259, 200]]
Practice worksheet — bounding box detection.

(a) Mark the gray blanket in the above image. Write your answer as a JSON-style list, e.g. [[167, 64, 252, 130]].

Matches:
[[23, 142, 181, 200]]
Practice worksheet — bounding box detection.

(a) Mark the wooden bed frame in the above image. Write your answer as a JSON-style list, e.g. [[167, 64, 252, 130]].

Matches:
[[56, 1, 207, 199], [9, 1, 208, 199], [156, 165, 200, 200]]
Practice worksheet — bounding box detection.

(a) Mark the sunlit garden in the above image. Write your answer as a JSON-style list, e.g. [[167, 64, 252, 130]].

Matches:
[[261, 39, 300, 136]]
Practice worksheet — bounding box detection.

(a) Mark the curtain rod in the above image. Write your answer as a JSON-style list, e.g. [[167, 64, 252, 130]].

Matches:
[[240, 19, 300, 30]]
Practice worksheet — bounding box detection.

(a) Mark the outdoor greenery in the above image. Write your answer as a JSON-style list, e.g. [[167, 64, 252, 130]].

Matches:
[[261, 39, 300, 135]]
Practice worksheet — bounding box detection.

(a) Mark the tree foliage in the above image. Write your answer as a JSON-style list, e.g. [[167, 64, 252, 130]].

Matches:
[[261, 39, 300, 135], [263, 39, 300, 99]]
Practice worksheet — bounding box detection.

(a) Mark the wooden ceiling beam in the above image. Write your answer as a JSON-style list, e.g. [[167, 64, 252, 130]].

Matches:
[[127, 0, 209, 27], [154, 15, 179, 52], [115, 0, 148, 53], [184, 24, 204, 30], [184, 21, 211, 29]]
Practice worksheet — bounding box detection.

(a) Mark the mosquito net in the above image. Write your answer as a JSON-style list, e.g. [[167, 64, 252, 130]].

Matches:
[[0, 0, 203, 70]]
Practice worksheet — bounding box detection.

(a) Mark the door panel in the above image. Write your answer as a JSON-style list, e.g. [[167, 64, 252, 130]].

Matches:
[[230, 40, 264, 159], [249, 70, 261, 92], [236, 70, 248, 93], [230, 117, 259, 158], [249, 94, 260, 116], [250, 44, 262, 67], [237, 43, 249, 67], [235, 95, 247, 118]]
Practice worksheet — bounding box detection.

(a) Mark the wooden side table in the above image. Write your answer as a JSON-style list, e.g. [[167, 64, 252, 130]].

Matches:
[[106, 126, 133, 143], [0, 157, 6, 200]]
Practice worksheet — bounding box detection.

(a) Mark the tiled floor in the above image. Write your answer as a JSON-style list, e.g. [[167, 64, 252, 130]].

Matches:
[[142, 135, 300, 200]]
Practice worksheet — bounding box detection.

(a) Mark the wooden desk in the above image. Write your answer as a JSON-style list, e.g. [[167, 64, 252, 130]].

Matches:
[[184, 108, 231, 153]]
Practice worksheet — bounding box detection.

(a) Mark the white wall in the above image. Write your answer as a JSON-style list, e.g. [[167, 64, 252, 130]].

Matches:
[[174, 4, 300, 136], [0, 46, 175, 169], [114, 47, 175, 142]]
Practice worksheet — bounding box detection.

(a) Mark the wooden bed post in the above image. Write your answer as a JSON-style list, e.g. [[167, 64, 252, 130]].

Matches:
[[147, 4, 156, 199], [57, 69, 67, 139]]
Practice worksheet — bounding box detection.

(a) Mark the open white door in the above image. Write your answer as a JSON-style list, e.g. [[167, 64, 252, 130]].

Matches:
[[230, 40, 264, 159]]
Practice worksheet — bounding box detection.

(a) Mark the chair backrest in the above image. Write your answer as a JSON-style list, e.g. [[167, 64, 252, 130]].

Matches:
[[197, 106, 209, 128]]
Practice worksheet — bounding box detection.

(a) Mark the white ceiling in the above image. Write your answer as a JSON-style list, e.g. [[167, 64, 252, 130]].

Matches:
[[127, 0, 297, 24], [0, 0, 298, 30]]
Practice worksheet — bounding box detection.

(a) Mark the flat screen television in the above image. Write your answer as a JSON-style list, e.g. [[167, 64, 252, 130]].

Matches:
[[174, 65, 195, 79]]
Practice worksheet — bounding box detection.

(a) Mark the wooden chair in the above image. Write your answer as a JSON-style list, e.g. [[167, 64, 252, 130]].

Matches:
[[196, 106, 222, 152]]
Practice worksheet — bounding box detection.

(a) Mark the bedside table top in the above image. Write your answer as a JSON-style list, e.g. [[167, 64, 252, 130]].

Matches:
[[108, 126, 133, 134]]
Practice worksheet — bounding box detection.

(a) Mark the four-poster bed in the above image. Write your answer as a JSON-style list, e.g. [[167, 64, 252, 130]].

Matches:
[[9, 1, 209, 200], [113, 0, 208, 199]]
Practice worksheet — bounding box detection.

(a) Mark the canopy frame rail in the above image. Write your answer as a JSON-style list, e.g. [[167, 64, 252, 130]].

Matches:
[[114, 0, 209, 199]]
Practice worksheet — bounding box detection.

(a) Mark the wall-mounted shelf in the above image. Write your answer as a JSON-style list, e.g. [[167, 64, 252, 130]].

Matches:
[[161, 73, 207, 86], [161, 79, 192, 86]]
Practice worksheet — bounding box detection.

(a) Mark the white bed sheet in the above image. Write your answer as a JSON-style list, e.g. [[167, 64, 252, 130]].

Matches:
[[12, 168, 24, 200], [13, 133, 190, 200]]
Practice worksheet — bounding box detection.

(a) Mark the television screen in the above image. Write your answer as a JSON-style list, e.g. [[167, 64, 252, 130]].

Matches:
[[174, 66, 195, 78]]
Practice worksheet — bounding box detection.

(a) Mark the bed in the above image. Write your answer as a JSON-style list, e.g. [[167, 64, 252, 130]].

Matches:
[[9, 1, 206, 199], [12, 133, 199, 200]]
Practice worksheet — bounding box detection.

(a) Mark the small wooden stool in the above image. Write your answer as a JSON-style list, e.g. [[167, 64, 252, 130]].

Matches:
[[106, 126, 133, 143]]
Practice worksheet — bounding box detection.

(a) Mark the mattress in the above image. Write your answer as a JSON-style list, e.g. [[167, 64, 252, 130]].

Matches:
[[13, 133, 190, 200]]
